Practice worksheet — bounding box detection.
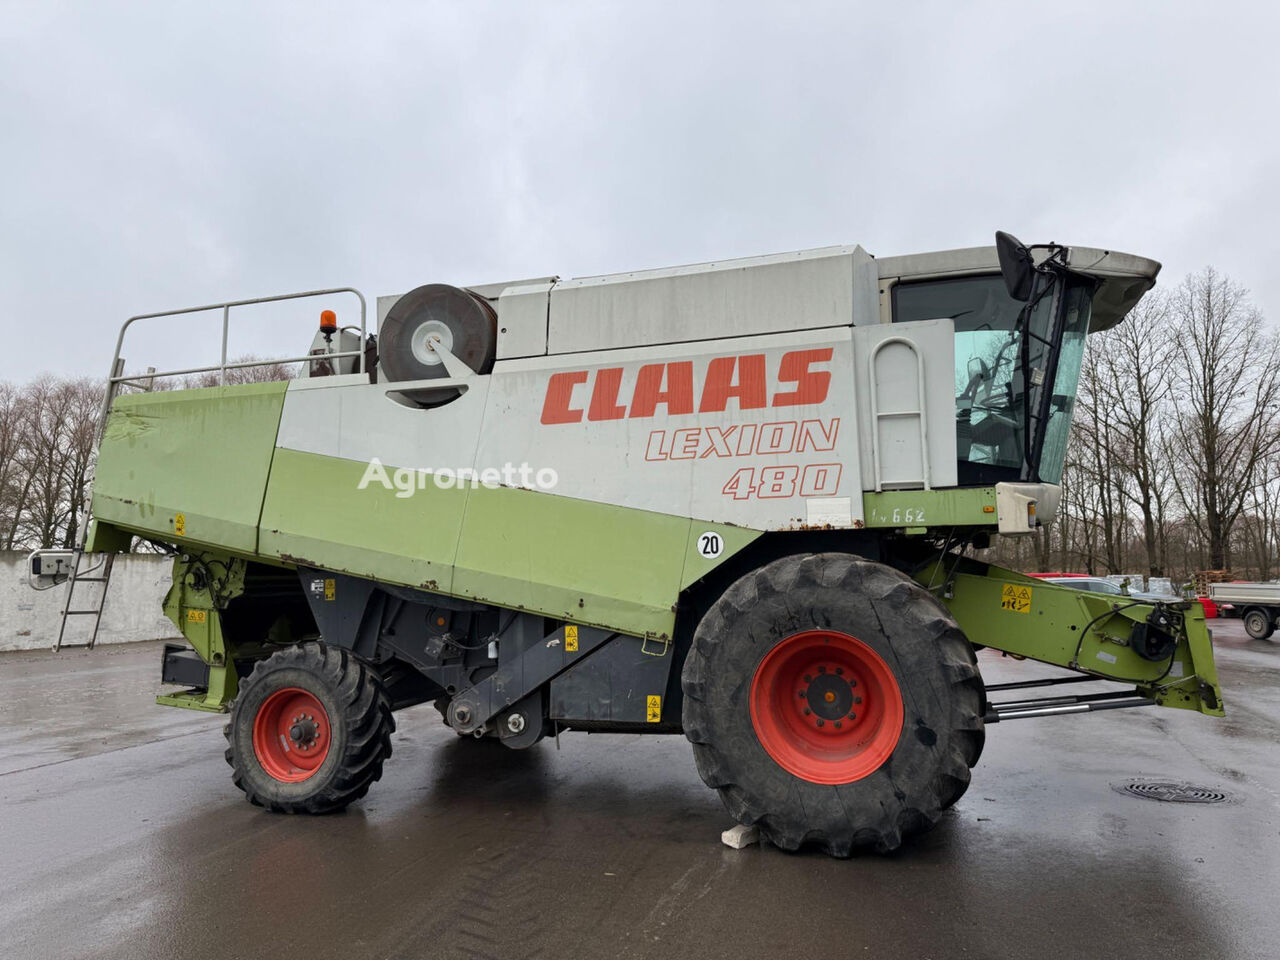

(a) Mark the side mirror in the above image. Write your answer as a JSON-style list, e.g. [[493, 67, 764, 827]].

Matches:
[[967, 357, 989, 382], [995, 231, 1036, 302]]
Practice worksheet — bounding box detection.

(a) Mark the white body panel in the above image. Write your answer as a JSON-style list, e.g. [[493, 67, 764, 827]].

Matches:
[[495, 281, 553, 359], [481, 328, 862, 528], [379, 246, 881, 368], [282, 306, 977, 531], [851, 319, 957, 491], [278, 327, 864, 529], [1208, 582, 1280, 605], [547, 245, 879, 354]]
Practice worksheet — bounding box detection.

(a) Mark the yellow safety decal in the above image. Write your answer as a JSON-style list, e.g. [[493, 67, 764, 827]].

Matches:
[[324, 579, 336, 601], [187, 609, 207, 623], [1000, 583, 1032, 614], [646, 695, 662, 722], [174, 513, 186, 537], [565, 624, 578, 652]]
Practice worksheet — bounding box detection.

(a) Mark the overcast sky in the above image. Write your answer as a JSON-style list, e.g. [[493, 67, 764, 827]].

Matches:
[[2, 1, 1277, 381]]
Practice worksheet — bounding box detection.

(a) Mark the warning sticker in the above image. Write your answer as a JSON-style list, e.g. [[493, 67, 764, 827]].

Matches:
[[323, 579, 336, 601], [646, 695, 662, 722], [187, 609, 207, 623], [565, 625, 579, 652], [1000, 584, 1033, 614], [174, 513, 186, 537]]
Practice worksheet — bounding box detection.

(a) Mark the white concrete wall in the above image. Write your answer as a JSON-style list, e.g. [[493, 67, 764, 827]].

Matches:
[[2, 551, 181, 652]]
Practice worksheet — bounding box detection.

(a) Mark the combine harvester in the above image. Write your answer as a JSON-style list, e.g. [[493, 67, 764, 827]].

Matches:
[[33, 232, 1223, 855]]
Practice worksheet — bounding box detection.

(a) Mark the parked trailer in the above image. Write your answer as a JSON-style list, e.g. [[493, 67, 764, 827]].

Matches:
[[1209, 582, 1280, 639], [33, 232, 1223, 856]]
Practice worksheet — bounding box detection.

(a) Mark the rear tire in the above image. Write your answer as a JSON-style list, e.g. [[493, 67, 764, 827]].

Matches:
[[225, 642, 394, 813], [681, 553, 984, 855], [1243, 607, 1275, 640]]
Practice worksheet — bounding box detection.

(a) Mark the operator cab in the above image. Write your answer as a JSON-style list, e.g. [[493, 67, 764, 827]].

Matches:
[[882, 234, 1159, 489]]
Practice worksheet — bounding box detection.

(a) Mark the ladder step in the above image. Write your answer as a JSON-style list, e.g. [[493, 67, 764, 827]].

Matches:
[[53, 547, 115, 654]]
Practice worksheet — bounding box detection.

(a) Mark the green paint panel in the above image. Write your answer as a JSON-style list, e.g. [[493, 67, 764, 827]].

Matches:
[[160, 554, 246, 712], [454, 484, 688, 636], [91, 382, 287, 554], [259, 449, 752, 638], [863, 487, 997, 528], [259, 448, 464, 592], [454, 486, 710, 639]]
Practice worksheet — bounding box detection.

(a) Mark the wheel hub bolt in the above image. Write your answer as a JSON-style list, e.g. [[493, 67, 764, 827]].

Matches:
[[288, 716, 319, 747]]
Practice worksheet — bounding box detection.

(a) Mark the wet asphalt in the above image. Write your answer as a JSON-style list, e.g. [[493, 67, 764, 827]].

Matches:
[[0, 620, 1276, 960]]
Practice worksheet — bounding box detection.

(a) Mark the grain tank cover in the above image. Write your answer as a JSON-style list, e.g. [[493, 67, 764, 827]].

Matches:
[[545, 245, 880, 355]]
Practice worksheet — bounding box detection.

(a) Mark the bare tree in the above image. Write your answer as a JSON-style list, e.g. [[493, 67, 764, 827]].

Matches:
[[1238, 449, 1280, 579], [13, 377, 71, 548], [1070, 345, 1128, 573], [4, 381, 43, 549], [0, 383, 25, 543], [1094, 292, 1177, 576], [1167, 268, 1280, 571], [59, 378, 104, 548], [180, 357, 298, 388]]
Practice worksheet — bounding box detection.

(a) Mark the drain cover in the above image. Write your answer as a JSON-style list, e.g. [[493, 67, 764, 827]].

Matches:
[[1112, 779, 1237, 804]]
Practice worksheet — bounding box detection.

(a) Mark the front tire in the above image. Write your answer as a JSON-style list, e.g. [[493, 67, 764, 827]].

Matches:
[[225, 642, 394, 813], [681, 553, 985, 856]]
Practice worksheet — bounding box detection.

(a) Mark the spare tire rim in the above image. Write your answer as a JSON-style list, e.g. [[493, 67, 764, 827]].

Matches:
[[252, 688, 332, 782], [409, 319, 455, 366], [749, 629, 904, 784]]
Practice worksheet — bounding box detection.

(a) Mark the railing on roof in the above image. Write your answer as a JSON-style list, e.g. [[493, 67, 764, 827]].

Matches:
[[99, 286, 367, 435]]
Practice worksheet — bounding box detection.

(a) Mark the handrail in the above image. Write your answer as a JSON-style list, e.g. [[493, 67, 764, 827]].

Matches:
[[109, 286, 367, 383], [97, 285, 367, 439]]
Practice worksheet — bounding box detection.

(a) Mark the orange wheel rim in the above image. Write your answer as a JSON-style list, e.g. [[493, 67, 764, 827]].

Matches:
[[749, 630, 904, 784], [252, 687, 332, 782]]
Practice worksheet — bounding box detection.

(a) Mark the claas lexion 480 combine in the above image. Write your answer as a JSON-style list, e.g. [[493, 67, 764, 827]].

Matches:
[[35, 231, 1222, 856]]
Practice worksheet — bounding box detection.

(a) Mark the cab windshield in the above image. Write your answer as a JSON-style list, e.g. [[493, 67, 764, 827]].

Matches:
[[893, 274, 1093, 485]]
